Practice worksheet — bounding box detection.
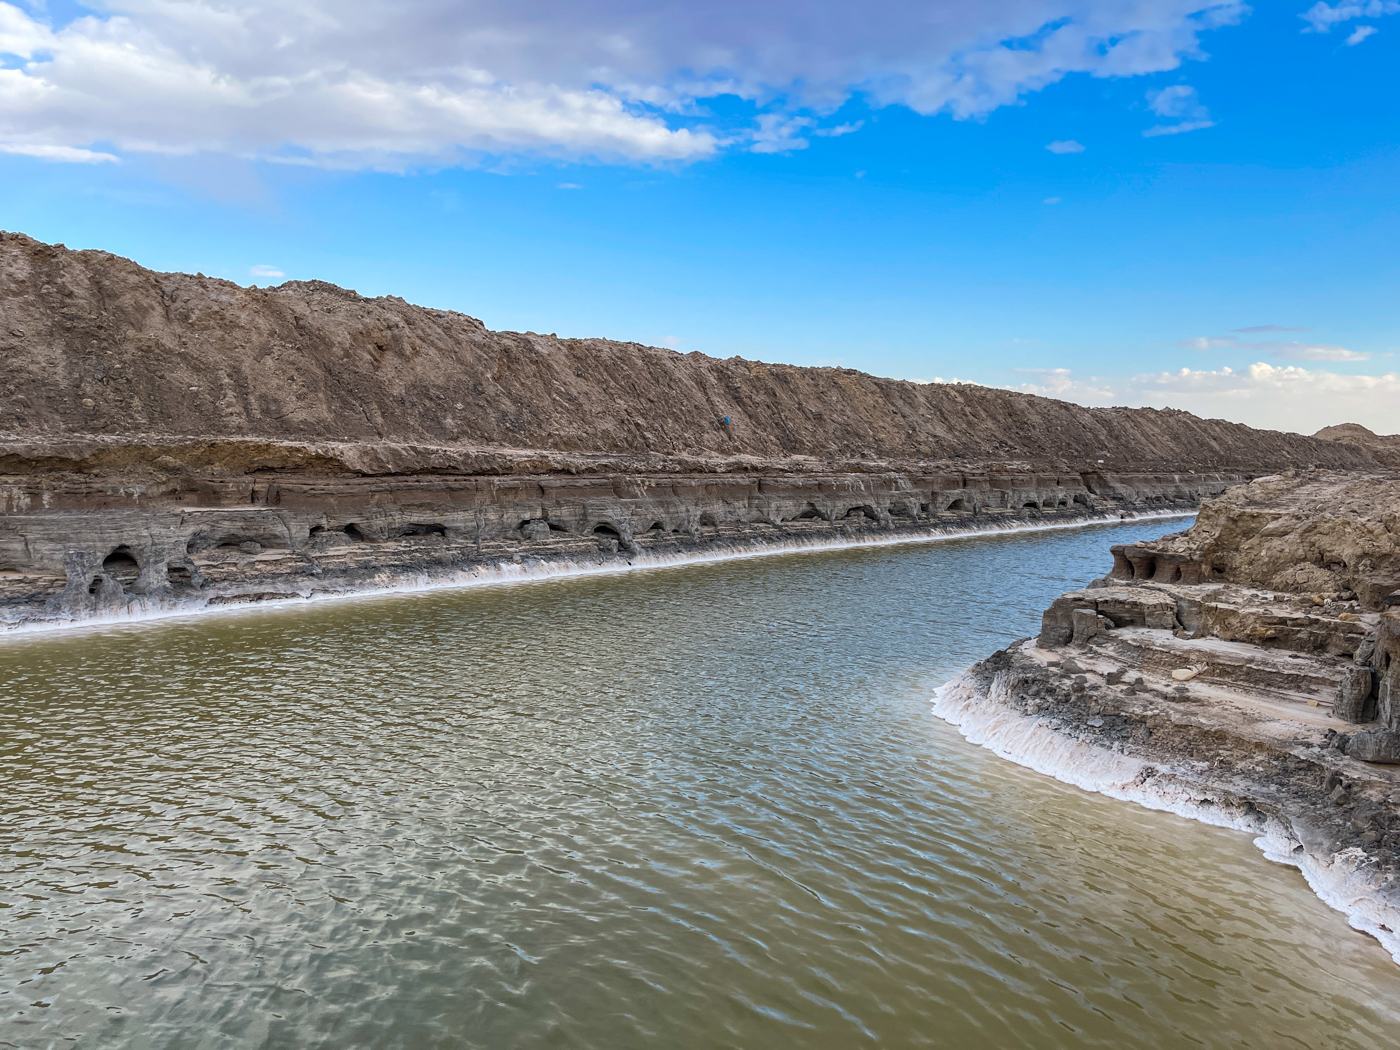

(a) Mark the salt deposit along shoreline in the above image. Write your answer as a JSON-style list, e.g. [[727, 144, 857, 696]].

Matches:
[[2, 509, 1194, 638], [933, 667, 1400, 966], [932, 471, 1400, 966]]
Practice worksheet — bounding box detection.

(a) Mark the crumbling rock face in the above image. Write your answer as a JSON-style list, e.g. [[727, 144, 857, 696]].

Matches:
[[1103, 472, 1400, 611], [0, 464, 1225, 628]]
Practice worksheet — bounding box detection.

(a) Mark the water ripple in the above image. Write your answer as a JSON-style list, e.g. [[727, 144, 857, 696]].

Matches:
[[3, 519, 1398, 1049]]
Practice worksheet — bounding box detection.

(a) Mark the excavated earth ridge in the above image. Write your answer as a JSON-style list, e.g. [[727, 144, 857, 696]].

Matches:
[[0, 231, 1382, 629], [936, 471, 1400, 963]]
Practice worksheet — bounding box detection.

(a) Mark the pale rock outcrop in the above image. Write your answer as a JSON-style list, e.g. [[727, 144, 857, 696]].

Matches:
[[940, 471, 1400, 962]]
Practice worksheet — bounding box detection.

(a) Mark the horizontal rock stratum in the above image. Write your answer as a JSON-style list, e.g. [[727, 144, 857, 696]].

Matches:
[[0, 230, 1381, 629]]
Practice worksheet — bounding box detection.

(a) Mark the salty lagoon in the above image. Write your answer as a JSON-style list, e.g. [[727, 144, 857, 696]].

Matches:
[[3, 518, 1397, 1049]]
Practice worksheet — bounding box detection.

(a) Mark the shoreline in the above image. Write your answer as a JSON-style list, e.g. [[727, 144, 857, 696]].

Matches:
[[933, 655, 1400, 967], [1, 509, 1195, 641]]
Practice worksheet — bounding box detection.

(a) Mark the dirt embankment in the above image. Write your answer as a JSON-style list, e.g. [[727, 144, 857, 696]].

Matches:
[[0, 230, 1375, 476], [1314, 425, 1400, 469]]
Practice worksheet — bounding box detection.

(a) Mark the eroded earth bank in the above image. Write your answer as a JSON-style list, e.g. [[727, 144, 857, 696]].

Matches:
[[936, 471, 1400, 960], [0, 231, 1383, 630]]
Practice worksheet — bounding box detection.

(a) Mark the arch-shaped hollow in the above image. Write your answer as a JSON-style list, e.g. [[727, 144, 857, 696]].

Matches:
[[592, 524, 623, 541], [1022, 501, 1041, 511], [343, 524, 369, 542], [789, 503, 826, 522], [187, 528, 289, 554], [1072, 493, 1092, 507], [946, 498, 969, 512], [101, 546, 141, 586], [845, 505, 879, 522], [396, 523, 447, 538], [641, 521, 667, 535], [167, 564, 195, 588]]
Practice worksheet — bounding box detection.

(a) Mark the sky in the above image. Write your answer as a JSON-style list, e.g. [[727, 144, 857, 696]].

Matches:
[[1, 1, 1397, 436]]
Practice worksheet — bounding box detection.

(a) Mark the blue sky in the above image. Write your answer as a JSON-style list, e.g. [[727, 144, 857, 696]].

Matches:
[[1, 1, 1397, 434]]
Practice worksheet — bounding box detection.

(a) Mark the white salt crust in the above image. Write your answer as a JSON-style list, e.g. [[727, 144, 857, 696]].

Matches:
[[933, 664, 1400, 966]]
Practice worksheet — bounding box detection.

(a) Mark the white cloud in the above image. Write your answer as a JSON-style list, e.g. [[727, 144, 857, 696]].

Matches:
[[1142, 119, 1215, 136], [812, 121, 864, 137], [1142, 83, 1215, 136], [1175, 332, 1368, 361], [1346, 24, 1380, 42], [1177, 335, 1238, 350], [1014, 367, 1116, 400], [1046, 139, 1085, 153], [1230, 324, 1310, 333], [249, 264, 284, 278], [1043, 196, 1062, 204], [0, 143, 120, 163], [750, 113, 814, 153], [0, 1, 1251, 168], [1014, 361, 1400, 434], [1270, 343, 1369, 361], [1301, 1, 1399, 33], [557, 182, 581, 189]]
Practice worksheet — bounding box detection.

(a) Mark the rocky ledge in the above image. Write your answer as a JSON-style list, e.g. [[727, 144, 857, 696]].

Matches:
[[936, 471, 1400, 961]]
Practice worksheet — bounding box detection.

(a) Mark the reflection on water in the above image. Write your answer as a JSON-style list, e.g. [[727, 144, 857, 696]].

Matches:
[[2, 518, 1397, 1049]]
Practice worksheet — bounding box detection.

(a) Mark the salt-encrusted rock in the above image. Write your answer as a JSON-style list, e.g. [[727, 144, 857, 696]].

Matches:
[[939, 475, 1400, 962]]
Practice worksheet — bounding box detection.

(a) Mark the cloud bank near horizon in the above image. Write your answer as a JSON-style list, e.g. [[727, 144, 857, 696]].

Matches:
[[1012, 361, 1400, 436], [0, 0, 1249, 166]]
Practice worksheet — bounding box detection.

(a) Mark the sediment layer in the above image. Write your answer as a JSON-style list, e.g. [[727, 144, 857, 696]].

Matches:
[[2, 465, 1213, 630], [936, 471, 1400, 962], [0, 232, 1381, 628]]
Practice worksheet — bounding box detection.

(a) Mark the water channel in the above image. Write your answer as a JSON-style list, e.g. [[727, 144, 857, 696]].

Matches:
[[3, 517, 1397, 1048]]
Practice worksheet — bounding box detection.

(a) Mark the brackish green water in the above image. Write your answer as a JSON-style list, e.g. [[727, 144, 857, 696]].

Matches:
[[2, 518, 1397, 1049]]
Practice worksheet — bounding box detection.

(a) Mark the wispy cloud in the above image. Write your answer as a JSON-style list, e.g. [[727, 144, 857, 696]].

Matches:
[[1271, 343, 1369, 361], [1230, 324, 1310, 333], [1346, 24, 1380, 42], [750, 114, 814, 153], [1177, 331, 1369, 361], [249, 264, 284, 278], [1301, 1, 1399, 33], [1142, 84, 1215, 137], [812, 121, 864, 138], [1045, 140, 1085, 154], [0, 143, 119, 163]]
